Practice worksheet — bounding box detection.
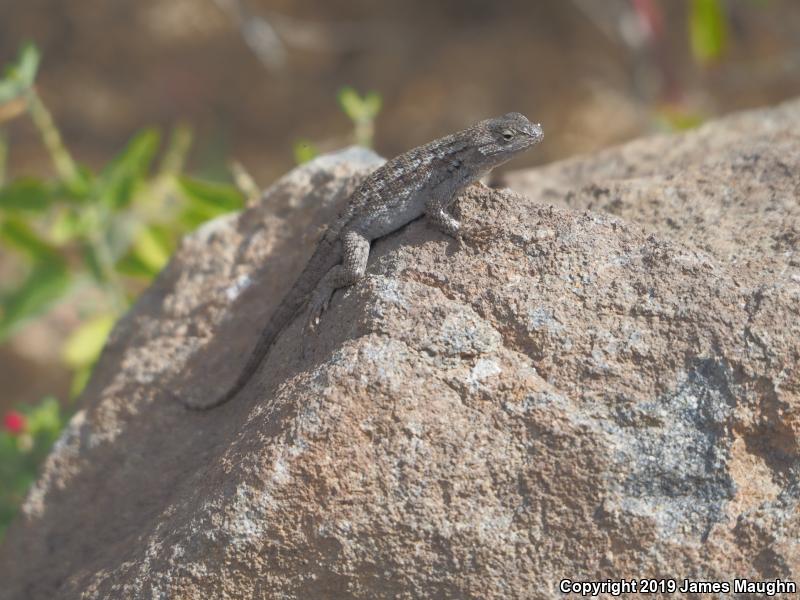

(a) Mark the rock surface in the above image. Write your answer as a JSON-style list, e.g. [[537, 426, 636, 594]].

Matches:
[[1, 102, 799, 599]]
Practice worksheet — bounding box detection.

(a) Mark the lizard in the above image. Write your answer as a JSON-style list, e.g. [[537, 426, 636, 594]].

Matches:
[[183, 112, 543, 409]]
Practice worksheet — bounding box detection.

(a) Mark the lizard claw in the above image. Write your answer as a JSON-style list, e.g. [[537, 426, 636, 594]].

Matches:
[[303, 291, 331, 353], [302, 311, 319, 359]]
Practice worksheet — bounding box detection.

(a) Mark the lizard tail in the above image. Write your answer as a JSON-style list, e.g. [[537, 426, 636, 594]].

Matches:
[[184, 234, 342, 410], [186, 300, 304, 410]]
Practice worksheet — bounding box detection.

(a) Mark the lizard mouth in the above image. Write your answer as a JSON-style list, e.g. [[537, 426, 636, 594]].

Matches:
[[528, 123, 544, 143]]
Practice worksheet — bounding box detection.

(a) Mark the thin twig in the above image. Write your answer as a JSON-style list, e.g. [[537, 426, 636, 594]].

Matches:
[[25, 88, 78, 182]]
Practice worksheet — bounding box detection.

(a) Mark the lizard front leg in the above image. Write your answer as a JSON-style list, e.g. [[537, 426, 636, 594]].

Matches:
[[425, 188, 462, 239], [306, 229, 370, 331], [426, 184, 496, 244]]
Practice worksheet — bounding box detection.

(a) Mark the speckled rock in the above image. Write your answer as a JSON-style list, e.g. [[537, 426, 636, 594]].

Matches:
[[1, 101, 799, 599], [501, 97, 800, 283]]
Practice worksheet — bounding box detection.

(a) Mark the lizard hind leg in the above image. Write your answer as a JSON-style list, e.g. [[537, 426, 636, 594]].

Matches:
[[305, 229, 370, 335]]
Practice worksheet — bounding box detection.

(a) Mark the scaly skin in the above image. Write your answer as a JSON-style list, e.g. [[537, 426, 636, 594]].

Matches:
[[184, 112, 543, 409]]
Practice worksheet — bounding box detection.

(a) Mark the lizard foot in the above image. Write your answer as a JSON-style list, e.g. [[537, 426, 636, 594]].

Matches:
[[457, 225, 497, 247], [306, 294, 331, 333]]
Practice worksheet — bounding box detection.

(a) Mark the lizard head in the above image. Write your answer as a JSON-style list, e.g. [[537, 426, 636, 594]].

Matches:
[[475, 112, 544, 164]]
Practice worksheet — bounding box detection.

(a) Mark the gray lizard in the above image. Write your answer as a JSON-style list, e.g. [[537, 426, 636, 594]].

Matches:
[[184, 112, 543, 409]]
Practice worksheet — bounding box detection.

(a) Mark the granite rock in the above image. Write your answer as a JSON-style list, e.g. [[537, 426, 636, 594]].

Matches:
[[1, 102, 799, 598]]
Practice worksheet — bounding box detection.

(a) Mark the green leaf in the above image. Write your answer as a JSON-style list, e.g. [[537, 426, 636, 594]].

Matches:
[[131, 226, 171, 273], [0, 177, 54, 212], [0, 396, 56, 536], [0, 218, 61, 261], [363, 92, 382, 119], [69, 365, 93, 398], [337, 86, 362, 122], [59, 164, 95, 202], [0, 42, 41, 103], [114, 252, 158, 279], [337, 86, 382, 124], [48, 209, 83, 244], [178, 176, 244, 211], [0, 396, 64, 543], [114, 225, 173, 279], [177, 176, 244, 228], [81, 242, 106, 283], [656, 106, 706, 131], [0, 132, 7, 186], [0, 261, 71, 342], [62, 314, 115, 368], [293, 139, 318, 165], [689, 0, 728, 64], [97, 129, 160, 208], [23, 397, 61, 438]]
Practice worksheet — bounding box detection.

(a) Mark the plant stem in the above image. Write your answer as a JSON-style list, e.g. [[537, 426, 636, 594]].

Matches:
[[88, 203, 129, 315], [148, 125, 192, 215], [89, 231, 129, 315], [0, 131, 7, 186], [25, 88, 79, 182], [354, 120, 374, 149], [158, 125, 192, 177], [23, 89, 126, 312], [229, 160, 260, 205]]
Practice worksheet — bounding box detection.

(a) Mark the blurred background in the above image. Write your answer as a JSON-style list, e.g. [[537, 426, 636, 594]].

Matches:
[[0, 0, 799, 536]]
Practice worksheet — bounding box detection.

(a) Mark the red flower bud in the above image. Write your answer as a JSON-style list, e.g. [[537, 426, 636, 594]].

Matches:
[[3, 410, 26, 435]]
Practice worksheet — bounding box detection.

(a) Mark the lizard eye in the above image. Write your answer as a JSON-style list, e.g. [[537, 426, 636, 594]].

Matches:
[[501, 129, 514, 141]]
